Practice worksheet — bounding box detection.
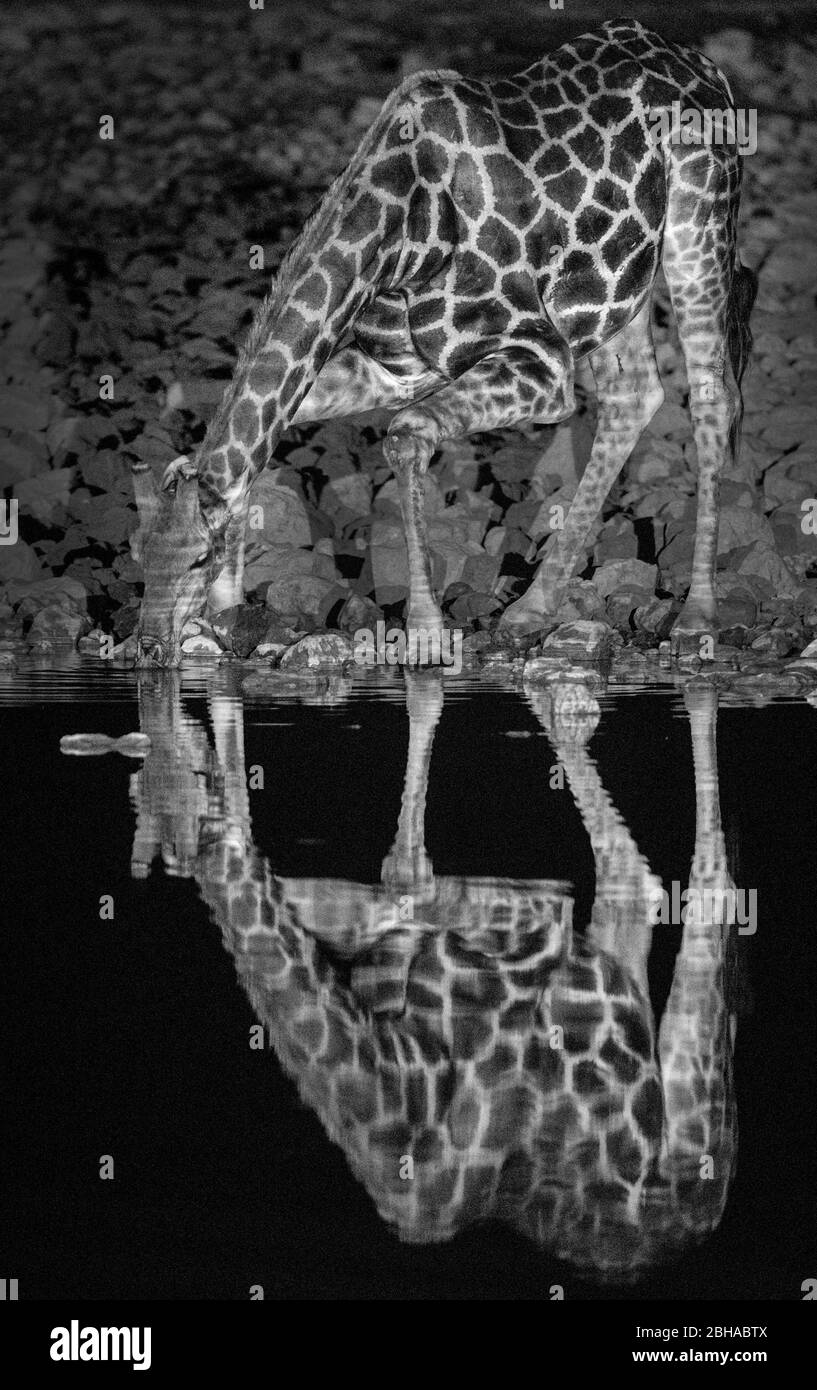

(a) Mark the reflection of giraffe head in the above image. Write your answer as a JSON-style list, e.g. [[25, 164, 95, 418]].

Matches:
[[108, 668, 740, 1283]]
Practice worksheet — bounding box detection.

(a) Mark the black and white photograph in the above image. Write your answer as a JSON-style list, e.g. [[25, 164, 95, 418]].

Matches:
[[0, 0, 815, 1353]]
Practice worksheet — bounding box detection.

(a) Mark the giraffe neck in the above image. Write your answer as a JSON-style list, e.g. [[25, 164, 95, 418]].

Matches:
[[194, 72, 446, 507]]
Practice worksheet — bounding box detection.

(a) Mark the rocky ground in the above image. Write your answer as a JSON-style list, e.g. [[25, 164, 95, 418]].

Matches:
[[1, 2, 817, 686]]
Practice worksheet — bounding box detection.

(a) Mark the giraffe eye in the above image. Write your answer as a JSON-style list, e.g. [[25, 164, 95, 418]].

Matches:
[[190, 553, 209, 569]]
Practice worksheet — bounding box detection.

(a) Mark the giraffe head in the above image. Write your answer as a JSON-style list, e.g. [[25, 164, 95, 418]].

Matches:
[[130, 459, 223, 666]]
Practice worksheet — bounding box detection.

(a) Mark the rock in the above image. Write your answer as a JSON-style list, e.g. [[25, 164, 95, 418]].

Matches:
[[246, 473, 314, 548], [761, 404, 817, 452], [265, 574, 344, 627], [430, 536, 483, 590], [26, 605, 86, 650], [607, 588, 651, 631], [733, 540, 799, 596], [77, 629, 115, 656], [0, 541, 45, 581], [649, 400, 691, 440], [633, 597, 676, 636], [13, 468, 74, 524], [0, 436, 42, 484], [448, 590, 502, 624], [540, 619, 615, 661], [279, 632, 355, 670], [553, 579, 608, 624], [528, 417, 593, 496], [717, 593, 758, 629], [211, 603, 275, 658], [461, 552, 501, 592], [762, 239, 817, 292], [321, 471, 373, 521], [0, 386, 50, 433], [592, 558, 657, 598], [243, 544, 314, 593], [626, 434, 684, 485], [74, 498, 134, 548], [764, 462, 813, 508], [460, 631, 494, 656], [337, 592, 383, 634], [750, 628, 797, 658], [180, 634, 223, 656], [375, 474, 444, 517], [483, 526, 506, 555], [592, 515, 638, 563], [5, 575, 87, 615], [717, 503, 768, 552], [369, 518, 409, 597]]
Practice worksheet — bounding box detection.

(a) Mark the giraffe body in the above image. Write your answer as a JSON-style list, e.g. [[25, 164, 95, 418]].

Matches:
[[133, 19, 757, 663]]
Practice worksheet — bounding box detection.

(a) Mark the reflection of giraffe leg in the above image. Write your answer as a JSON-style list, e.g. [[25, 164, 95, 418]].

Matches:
[[385, 335, 574, 638], [380, 670, 444, 899], [208, 674, 251, 851], [526, 678, 661, 994], [657, 687, 737, 1227], [502, 300, 663, 633]]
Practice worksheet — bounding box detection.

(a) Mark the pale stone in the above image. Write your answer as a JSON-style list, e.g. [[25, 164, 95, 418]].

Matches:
[[279, 632, 355, 670], [541, 619, 615, 660]]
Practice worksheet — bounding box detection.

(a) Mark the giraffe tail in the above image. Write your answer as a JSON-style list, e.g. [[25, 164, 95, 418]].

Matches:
[[726, 259, 758, 461]]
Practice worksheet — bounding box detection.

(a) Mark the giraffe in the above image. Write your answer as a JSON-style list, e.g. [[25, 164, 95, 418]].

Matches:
[[67, 668, 743, 1282], [132, 17, 763, 666]]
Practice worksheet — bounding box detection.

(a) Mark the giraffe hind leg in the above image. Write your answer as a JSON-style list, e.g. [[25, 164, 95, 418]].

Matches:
[[384, 334, 574, 647], [501, 300, 664, 634], [662, 146, 744, 656]]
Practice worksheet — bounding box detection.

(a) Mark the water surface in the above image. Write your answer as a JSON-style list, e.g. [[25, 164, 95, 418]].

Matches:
[[1, 665, 814, 1299]]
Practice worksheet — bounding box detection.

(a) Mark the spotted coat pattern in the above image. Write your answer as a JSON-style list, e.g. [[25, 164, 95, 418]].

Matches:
[[134, 18, 755, 662], [129, 674, 739, 1280]]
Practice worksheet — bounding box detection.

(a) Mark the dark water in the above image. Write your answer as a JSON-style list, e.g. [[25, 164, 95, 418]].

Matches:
[[1, 664, 814, 1300]]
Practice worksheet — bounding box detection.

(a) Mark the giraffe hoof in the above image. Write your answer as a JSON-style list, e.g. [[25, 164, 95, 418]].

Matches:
[[669, 609, 718, 660]]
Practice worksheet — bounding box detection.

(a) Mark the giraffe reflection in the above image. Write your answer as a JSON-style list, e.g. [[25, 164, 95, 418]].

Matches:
[[127, 673, 740, 1282]]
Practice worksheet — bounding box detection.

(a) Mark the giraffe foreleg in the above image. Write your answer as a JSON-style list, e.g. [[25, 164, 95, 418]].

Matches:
[[385, 342, 574, 648], [501, 301, 663, 634]]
